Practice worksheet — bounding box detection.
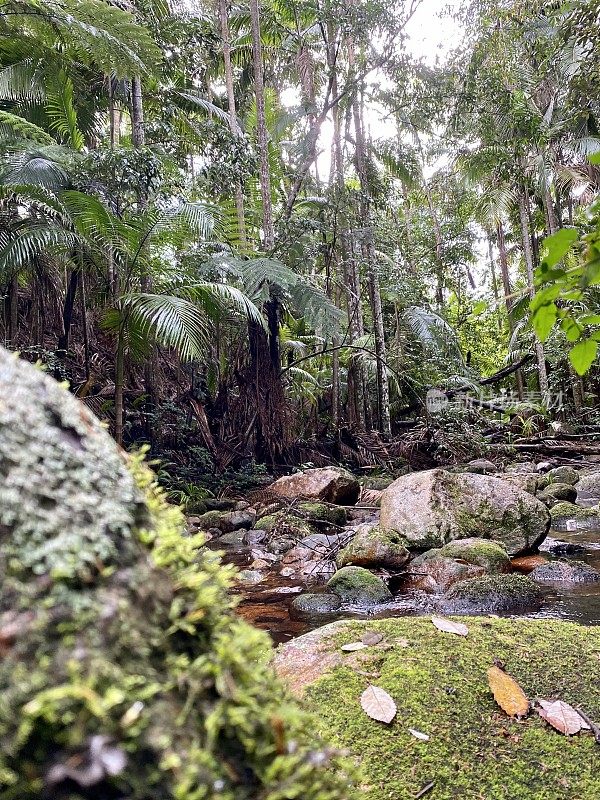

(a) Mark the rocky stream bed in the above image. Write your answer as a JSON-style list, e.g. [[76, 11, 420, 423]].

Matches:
[[191, 462, 600, 643]]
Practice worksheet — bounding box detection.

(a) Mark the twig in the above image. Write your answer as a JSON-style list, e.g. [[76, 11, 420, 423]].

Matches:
[[576, 707, 600, 744], [414, 781, 435, 799]]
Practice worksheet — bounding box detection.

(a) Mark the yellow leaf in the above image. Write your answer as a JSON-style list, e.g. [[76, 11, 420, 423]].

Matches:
[[487, 666, 529, 718]]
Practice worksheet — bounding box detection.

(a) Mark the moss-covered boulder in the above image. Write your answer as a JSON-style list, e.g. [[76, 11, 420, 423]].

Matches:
[[296, 502, 347, 527], [547, 465, 580, 485], [575, 471, 600, 506], [0, 349, 351, 799], [274, 617, 600, 799], [438, 538, 511, 573], [291, 593, 343, 617], [440, 574, 544, 614], [327, 567, 392, 606], [550, 502, 600, 531], [537, 482, 578, 505], [380, 469, 549, 555], [405, 551, 485, 594], [530, 560, 600, 584], [336, 526, 410, 570]]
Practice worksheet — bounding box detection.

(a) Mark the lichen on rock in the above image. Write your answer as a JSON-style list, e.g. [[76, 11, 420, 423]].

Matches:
[[0, 349, 354, 799]]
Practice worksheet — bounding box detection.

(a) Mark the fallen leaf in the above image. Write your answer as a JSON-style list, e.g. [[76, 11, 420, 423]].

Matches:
[[396, 637, 410, 648], [341, 642, 368, 652], [431, 616, 469, 636], [360, 684, 397, 724], [537, 700, 591, 736], [408, 728, 430, 741], [362, 631, 384, 646], [487, 666, 529, 718]]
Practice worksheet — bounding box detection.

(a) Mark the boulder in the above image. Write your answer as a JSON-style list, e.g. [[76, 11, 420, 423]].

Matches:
[[574, 471, 600, 507], [0, 348, 350, 798], [547, 466, 580, 485], [296, 502, 347, 526], [494, 472, 545, 494], [336, 525, 410, 570], [274, 617, 600, 798], [530, 560, 600, 584], [464, 458, 496, 474], [327, 566, 392, 606], [280, 543, 336, 580], [269, 467, 360, 505], [439, 574, 544, 614], [537, 482, 578, 506], [405, 551, 485, 594], [379, 468, 549, 555], [290, 592, 342, 617], [438, 537, 511, 573]]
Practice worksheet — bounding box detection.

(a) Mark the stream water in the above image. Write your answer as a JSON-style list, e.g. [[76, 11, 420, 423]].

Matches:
[[211, 514, 600, 646]]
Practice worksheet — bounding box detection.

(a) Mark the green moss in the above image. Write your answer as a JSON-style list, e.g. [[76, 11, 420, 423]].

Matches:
[[336, 527, 409, 569], [297, 502, 347, 527], [327, 566, 392, 605], [441, 574, 543, 613], [439, 538, 510, 573], [302, 617, 600, 800], [550, 502, 600, 521], [0, 349, 354, 800]]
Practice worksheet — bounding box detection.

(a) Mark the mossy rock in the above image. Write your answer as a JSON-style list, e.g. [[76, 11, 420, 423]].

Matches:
[[291, 592, 342, 617], [550, 502, 600, 523], [327, 566, 392, 606], [547, 466, 580, 486], [259, 511, 313, 539], [538, 482, 578, 504], [438, 538, 510, 574], [440, 574, 543, 614], [336, 526, 410, 570], [275, 617, 600, 799], [0, 349, 351, 799], [297, 502, 347, 527]]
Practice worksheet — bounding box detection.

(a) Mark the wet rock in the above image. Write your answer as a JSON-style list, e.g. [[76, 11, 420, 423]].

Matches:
[[510, 554, 549, 574], [327, 566, 392, 606], [549, 502, 600, 531], [536, 461, 553, 472], [540, 538, 586, 555], [336, 526, 410, 570], [236, 569, 265, 584], [215, 530, 246, 546], [299, 532, 351, 551], [439, 575, 544, 614], [530, 560, 600, 584], [186, 509, 233, 533], [573, 471, 600, 507], [224, 508, 257, 530], [379, 468, 549, 555], [438, 538, 510, 573], [281, 544, 336, 580], [270, 467, 360, 505], [537, 482, 578, 506], [464, 459, 496, 474], [243, 529, 267, 545], [296, 502, 347, 527], [267, 535, 298, 555], [547, 466, 580, 486], [506, 461, 539, 474], [205, 498, 237, 511], [259, 512, 313, 539], [290, 593, 342, 617], [405, 551, 485, 594]]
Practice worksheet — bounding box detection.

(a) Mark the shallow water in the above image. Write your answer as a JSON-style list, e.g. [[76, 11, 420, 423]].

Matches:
[[212, 518, 600, 644]]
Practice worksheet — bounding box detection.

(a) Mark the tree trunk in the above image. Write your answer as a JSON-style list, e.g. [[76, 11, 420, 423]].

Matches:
[[114, 325, 125, 446], [219, 0, 247, 246], [6, 272, 18, 347], [352, 94, 391, 436], [497, 222, 524, 399], [518, 188, 548, 395], [249, 0, 274, 250], [57, 268, 80, 355]]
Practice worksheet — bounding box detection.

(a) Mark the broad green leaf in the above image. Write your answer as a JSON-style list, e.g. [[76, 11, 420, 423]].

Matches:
[[541, 228, 579, 268], [570, 339, 598, 375], [560, 317, 582, 343], [580, 315, 600, 325], [471, 300, 487, 316], [589, 152, 600, 165], [532, 303, 558, 341]]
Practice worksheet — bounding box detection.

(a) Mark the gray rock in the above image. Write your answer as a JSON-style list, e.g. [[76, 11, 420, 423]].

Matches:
[[536, 461, 553, 473], [236, 569, 265, 584], [223, 508, 257, 531], [406, 552, 485, 594], [530, 560, 600, 584], [440, 575, 544, 614], [537, 483, 578, 506], [573, 472, 600, 507], [336, 526, 410, 570], [269, 467, 360, 505], [547, 466, 580, 486], [215, 531, 246, 546], [290, 593, 342, 617], [464, 459, 496, 474], [438, 538, 510, 573], [379, 468, 549, 556], [244, 529, 267, 545], [327, 566, 392, 606]]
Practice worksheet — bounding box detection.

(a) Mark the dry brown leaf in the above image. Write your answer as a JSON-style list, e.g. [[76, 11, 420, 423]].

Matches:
[[341, 642, 368, 652], [537, 700, 591, 736], [487, 666, 529, 718], [360, 684, 397, 724], [431, 616, 469, 636], [408, 728, 430, 741], [361, 631, 384, 646]]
